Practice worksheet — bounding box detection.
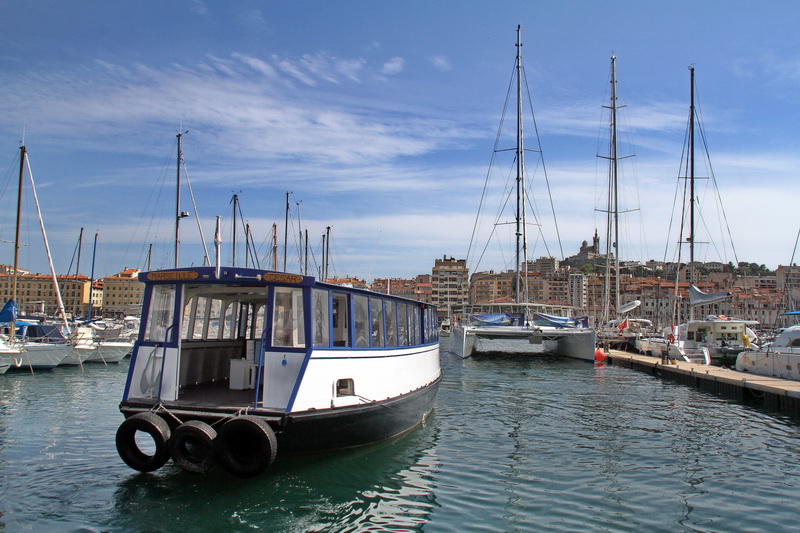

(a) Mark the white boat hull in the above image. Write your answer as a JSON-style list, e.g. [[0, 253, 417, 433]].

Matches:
[[13, 343, 70, 370], [452, 324, 596, 361], [736, 347, 800, 380]]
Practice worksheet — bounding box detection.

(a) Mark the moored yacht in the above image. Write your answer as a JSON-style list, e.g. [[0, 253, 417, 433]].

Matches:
[[115, 266, 441, 478]]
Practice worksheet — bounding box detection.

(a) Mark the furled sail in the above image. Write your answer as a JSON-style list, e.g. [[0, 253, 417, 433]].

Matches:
[[688, 284, 731, 306], [0, 299, 17, 323]]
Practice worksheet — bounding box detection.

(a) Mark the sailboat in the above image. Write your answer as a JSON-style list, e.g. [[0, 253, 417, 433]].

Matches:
[[451, 26, 596, 361], [594, 55, 651, 351], [3, 145, 71, 370], [649, 67, 753, 365]]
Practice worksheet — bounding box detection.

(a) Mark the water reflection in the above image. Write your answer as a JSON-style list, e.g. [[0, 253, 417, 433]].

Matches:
[[111, 416, 440, 531]]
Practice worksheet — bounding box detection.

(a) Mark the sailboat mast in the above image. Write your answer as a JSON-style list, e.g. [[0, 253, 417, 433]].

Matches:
[[283, 191, 290, 272], [11, 146, 24, 326], [515, 24, 525, 303], [610, 56, 620, 313], [689, 66, 696, 321], [689, 66, 696, 280], [175, 132, 182, 268], [72, 228, 84, 316], [87, 232, 97, 321], [232, 192, 238, 267]]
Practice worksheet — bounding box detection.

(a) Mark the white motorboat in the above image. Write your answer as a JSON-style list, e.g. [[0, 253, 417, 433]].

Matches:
[[736, 325, 800, 379]]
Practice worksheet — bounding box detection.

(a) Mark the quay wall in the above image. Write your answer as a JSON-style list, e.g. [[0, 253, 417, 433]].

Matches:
[[606, 350, 800, 418]]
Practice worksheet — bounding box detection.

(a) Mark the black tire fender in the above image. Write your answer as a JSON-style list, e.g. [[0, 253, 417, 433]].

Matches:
[[215, 415, 277, 478], [116, 412, 171, 473], [169, 420, 218, 475]]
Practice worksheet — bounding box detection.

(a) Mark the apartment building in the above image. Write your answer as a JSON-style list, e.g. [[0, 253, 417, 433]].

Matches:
[[431, 256, 468, 320], [101, 268, 144, 317]]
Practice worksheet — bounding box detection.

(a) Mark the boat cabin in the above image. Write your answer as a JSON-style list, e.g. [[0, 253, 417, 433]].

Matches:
[[122, 267, 439, 414]]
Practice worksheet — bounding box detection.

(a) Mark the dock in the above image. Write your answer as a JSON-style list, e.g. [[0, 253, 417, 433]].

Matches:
[[605, 349, 800, 418]]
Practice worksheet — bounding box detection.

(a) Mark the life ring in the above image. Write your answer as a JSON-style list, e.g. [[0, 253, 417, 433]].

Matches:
[[169, 420, 218, 475], [718, 315, 728, 320], [668, 334, 675, 344], [116, 412, 172, 472], [215, 415, 277, 478]]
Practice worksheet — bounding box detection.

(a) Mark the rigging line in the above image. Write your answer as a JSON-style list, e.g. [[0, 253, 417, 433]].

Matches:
[[124, 141, 176, 270], [695, 108, 740, 267], [521, 64, 560, 260], [181, 161, 210, 265], [466, 66, 515, 271]]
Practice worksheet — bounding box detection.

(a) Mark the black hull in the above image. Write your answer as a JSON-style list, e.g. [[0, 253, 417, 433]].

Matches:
[[276, 376, 441, 454], [119, 375, 441, 456]]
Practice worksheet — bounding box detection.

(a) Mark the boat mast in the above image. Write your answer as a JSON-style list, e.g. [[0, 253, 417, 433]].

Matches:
[[601, 55, 621, 324], [72, 227, 84, 316], [87, 232, 97, 321], [515, 24, 525, 304], [232, 192, 238, 267], [283, 191, 290, 271], [175, 132, 182, 268], [11, 146, 25, 336], [689, 66, 696, 321]]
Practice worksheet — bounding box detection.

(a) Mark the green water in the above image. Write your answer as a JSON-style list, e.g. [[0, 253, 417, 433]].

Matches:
[[2, 340, 800, 531]]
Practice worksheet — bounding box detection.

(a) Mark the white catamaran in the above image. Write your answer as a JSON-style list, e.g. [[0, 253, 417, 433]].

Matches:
[[451, 26, 595, 361]]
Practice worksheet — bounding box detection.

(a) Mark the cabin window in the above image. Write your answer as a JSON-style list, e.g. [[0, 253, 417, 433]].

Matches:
[[370, 297, 385, 348], [143, 284, 176, 343], [190, 297, 208, 339], [254, 303, 266, 339], [397, 303, 409, 346], [353, 295, 369, 348], [313, 289, 330, 347], [791, 338, 800, 348], [410, 306, 420, 345], [385, 300, 397, 347], [336, 378, 354, 396], [181, 296, 195, 339], [207, 298, 222, 339], [332, 293, 349, 347], [272, 287, 306, 348], [222, 302, 237, 339]]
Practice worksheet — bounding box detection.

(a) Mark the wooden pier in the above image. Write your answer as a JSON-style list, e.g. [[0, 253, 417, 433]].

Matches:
[[605, 350, 800, 418]]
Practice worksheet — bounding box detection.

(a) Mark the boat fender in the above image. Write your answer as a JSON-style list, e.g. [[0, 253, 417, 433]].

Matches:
[[115, 412, 172, 472], [215, 415, 277, 478], [169, 420, 218, 475], [668, 334, 675, 344]]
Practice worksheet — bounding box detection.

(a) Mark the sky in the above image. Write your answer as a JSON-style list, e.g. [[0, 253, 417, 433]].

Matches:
[[1, 1, 799, 282]]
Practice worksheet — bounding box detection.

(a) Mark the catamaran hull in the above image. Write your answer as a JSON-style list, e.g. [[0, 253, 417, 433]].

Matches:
[[453, 325, 596, 361]]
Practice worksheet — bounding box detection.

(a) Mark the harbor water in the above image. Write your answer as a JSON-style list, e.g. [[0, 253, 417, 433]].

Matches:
[[2, 338, 800, 531]]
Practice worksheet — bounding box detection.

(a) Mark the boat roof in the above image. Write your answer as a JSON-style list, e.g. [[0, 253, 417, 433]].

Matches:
[[139, 266, 435, 307]]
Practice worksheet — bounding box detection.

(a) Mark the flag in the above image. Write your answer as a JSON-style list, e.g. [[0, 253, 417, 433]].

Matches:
[[617, 318, 629, 332]]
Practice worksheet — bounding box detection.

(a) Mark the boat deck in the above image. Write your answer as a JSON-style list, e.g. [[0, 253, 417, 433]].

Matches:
[[172, 381, 262, 409]]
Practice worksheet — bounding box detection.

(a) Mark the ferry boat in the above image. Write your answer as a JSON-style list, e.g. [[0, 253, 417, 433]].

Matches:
[[115, 266, 441, 478]]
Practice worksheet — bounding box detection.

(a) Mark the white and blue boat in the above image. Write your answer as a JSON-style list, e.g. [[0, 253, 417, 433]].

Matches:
[[116, 266, 441, 478]]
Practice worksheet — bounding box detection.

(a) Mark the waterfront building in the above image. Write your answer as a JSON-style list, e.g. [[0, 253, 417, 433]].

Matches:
[[432, 256, 468, 321], [101, 268, 144, 317]]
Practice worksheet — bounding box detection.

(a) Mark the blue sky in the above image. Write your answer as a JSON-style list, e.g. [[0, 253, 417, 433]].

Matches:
[[1, 1, 799, 281]]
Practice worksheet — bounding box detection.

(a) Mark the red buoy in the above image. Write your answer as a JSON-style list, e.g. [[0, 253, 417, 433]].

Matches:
[[594, 349, 607, 362]]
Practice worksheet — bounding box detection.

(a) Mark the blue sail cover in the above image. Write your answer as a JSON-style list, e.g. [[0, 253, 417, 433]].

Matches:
[[471, 313, 526, 326], [0, 299, 17, 323], [534, 312, 589, 328]]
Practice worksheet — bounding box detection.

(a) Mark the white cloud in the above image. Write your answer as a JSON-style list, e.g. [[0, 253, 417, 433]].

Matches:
[[430, 55, 451, 72], [381, 57, 405, 75]]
